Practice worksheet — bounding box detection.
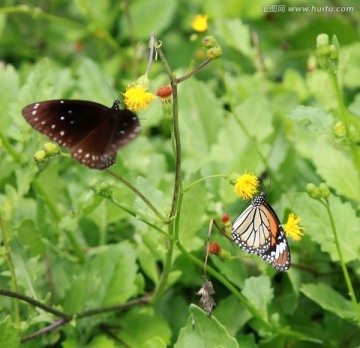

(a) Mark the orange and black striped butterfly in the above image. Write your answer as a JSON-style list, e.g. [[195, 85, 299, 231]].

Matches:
[[231, 192, 290, 272]]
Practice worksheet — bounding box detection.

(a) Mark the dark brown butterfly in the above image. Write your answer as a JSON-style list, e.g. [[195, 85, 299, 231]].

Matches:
[[22, 99, 140, 169]]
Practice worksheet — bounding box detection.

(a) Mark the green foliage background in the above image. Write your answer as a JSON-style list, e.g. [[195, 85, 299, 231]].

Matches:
[[1, 0, 360, 347]]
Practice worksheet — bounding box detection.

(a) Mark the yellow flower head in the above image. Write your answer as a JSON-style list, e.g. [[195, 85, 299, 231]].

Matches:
[[233, 172, 259, 200], [284, 212, 304, 241], [191, 15, 208, 33], [123, 85, 156, 112]]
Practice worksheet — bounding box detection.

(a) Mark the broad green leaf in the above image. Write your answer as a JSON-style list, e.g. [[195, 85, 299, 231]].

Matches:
[[0, 317, 20, 348], [121, 0, 177, 39], [291, 193, 360, 263], [93, 242, 138, 306], [117, 307, 171, 347], [64, 242, 138, 311], [214, 18, 253, 57], [306, 70, 337, 109], [179, 79, 224, 173], [234, 94, 273, 142], [174, 304, 239, 348], [340, 42, 360, 89], [311, 141, 360, 201], [213, 295, 252, 336], [242, 276, 273, 319], [77, 58, 116, 104], [301, 283, 354, 321], [289, 105, 333, 135], [179, 173, 208, 251]]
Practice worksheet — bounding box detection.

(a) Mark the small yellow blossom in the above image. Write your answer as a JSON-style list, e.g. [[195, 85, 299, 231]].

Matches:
[[123, 85, 156, 112], [284, 213, 304, 241], [233, 172, 259, 200], [191, 15, 208, 33]]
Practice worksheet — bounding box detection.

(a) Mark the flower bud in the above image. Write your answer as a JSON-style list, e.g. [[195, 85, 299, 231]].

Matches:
[[208, 242, 221, 255], [227, 172, 240, 185], [319, 183, 330, 199], [90, 179, 113, 198], [43, 142, 60, 156], [306, 183, 320, 199], [202, 35, 218, 49], [207, 46, 223, 59], [34, 150, 48, 164]]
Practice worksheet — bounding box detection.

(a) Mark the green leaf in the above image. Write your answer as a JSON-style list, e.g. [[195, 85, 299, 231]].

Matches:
[[213, 295, 252, 336], [122, 0, 177, 39], [64, 242, 138, 311], [311, 141, 360, 201], [301, 283, 354, 321], [93, 242, 138, 306], [234, 94, 273, 142], [214, 18, 253, 57], [291, 193, 360, 263], [0, 317, 20, 348], [179, 79, 225, 173], [174, 304, 239, 348], [179, 173, 208, 251], [117, 307, 172, 347], [242, 276, 273, 319]]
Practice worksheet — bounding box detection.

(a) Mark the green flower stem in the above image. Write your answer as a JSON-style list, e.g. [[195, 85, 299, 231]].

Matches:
[[175, 240, 273, 331], [322, 199, 359, 319], [149, 36, 183, 302], [183, 174, 226, 193], [0, 213, 20, 325], [330, 73, 360, 172], [105, 169, 168, 223], [31, 179, 86, 263], [176, 58, 213, 84], [108, 198, 172, 240]]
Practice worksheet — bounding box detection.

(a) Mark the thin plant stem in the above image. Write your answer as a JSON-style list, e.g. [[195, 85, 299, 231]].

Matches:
[[176, 58, 212, 83], [183, 174, 226, 193], [321, 199, 359, 320], [330, 73, 360, 172], [105, 169, 168, 223]]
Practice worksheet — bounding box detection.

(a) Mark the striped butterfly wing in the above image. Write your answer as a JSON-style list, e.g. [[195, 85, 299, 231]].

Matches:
[[259, 201, 290, 272], [231, 192, 290, 272]]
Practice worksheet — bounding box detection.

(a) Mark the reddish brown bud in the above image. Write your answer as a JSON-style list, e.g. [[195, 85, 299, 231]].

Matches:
[[208, 242, 221, 255], [156, 86, 172, 99]]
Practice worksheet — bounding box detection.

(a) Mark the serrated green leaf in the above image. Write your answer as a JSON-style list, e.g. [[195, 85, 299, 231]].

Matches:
[[175, 304, 239, 348], [301, 283, 354, 321]]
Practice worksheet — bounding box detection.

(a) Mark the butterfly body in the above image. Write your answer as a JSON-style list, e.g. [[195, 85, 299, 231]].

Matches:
[[22, 99, 140, 169], [231, 192, 290, 272]]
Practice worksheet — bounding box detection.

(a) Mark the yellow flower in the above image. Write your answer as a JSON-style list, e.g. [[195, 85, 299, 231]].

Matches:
[[123, 85, 156, 112], [191, 15, 208, 33], [233, 172, 259, 200], [284, 213, 304, 241]]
